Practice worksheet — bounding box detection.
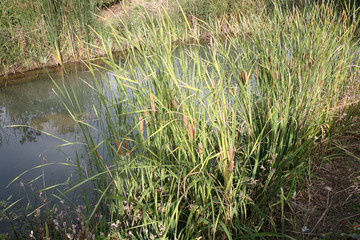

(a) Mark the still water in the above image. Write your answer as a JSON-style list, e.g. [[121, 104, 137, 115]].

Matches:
[[0, 67, 103, 233], [0, 45, 243, 234]]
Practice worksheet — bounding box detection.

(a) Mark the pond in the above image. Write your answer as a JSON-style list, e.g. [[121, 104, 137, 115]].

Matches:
[[0, 66, 104, 233], [0, 45, 251, 234]]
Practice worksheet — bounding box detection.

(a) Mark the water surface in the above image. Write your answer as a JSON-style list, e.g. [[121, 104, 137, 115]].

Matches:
[[0, 68, 102, 233]]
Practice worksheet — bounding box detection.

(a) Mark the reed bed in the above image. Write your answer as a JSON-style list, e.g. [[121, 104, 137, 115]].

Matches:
[[52, 0, 360, 239], [0, 0, 102, 75]]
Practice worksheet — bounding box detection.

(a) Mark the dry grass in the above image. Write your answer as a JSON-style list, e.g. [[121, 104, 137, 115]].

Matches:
[[100, 0, 177, 23]]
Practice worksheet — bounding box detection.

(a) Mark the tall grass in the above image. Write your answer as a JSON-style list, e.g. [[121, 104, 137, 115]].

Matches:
[[0, 0, 101, 75], [54, 1, 360, 239]]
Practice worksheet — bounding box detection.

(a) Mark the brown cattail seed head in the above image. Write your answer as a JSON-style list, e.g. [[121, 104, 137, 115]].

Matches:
[[198, 142, 204, 157], [116, 141, 123, 156], [139, 117, 144, 135], [172, 97, 177, 109], [229, 145, 234, 162], [183, 115, 188, 127], [123, 141, 130, 156], [144, 110, 150, 125], [150, 94, 156, 112], [243, 70, 248, 83], [229, 161, 234, 174], [188, 124, 195, 140]]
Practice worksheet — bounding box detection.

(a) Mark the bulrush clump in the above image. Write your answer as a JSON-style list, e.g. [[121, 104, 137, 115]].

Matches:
[[47, 1, 360, 239]]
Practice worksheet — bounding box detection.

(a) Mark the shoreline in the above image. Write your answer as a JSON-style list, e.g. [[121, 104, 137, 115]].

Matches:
[[0, 59, 87, 87], [0, 49, 127, 87], [0, 37, 213, 87]]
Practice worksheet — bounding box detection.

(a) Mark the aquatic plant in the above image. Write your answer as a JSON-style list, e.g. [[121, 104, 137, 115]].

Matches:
[[0, 0, 101, 75], [52, 1, 360, 238], [10, 0, 354, 239]]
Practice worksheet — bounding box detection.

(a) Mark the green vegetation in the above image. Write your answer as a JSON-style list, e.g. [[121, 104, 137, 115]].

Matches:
[[0, 0, 238, 76], [54, 1, 360, 239], [2, 0, 360, 239], [0, 0, 104, 75]]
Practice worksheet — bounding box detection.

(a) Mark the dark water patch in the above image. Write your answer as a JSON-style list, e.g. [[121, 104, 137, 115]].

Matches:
[[0, 67, 103, 234]]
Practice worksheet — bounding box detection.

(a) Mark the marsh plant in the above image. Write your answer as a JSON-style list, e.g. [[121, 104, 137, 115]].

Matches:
[[51, 1, 360, 239], [0, 0, 102, 74]]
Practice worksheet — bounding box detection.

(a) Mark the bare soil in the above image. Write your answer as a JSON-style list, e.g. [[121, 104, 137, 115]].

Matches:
[[286, 122, 360, 239], [101, 0, 175, 22]]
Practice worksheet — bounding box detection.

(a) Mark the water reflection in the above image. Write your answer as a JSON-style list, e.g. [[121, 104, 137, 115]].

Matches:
[[0, 69, 99, 144], [0, 67, 102, 233]]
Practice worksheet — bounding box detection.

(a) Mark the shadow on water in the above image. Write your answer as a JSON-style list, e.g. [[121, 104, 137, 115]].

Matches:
[[0, 65, 105, 234]]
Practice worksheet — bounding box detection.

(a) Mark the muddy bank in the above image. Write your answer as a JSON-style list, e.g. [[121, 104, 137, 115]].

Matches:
[[0, 61, 87, 87], [0, 53, 123, 87]]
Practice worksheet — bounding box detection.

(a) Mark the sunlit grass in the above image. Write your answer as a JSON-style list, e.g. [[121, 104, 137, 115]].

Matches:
[[52, 0, 360, 239], [0, 0, 100, 74]]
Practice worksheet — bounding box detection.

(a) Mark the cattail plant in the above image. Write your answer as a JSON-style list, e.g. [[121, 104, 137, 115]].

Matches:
[[53, 1, 360, 239]]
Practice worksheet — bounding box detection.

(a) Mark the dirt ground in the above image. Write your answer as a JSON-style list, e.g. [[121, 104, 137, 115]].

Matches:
[[286, 122, 360, 239], [101, 0, 176, 22]]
